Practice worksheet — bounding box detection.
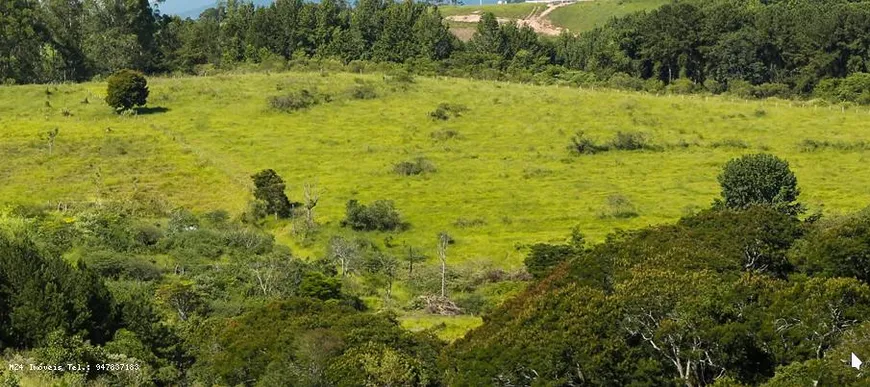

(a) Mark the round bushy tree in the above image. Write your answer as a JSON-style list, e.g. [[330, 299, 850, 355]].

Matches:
[[717, 153, 801, 213], [105, 69, 149, 112]]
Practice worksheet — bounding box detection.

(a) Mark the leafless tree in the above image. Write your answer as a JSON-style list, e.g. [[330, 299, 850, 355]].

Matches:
[[623, 309, 725, 387], [438, 232, 450, 298], [329, 236, 358, 277], [43, 127, 59, 156], [303, 181, 320, 227]]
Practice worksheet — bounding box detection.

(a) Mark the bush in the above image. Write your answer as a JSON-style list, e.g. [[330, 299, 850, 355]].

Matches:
[[268, 89, 324, 112], [815, 73, 870, 104], [666, 78, 697, 94], [82, 250, 162, 281], [717, 153, 801, 213], [431, 129, 462, 141], [727, 80, 754, 99], [599, 194, 640, 219], [753, 83, 792, 99], [607, 73, 644, 91], [610, 131, 653, 151], [569, 131, 607, 155], [704, 79, 726, 94], [348, 84, 378, 100], [105, 69, 149, 112], [393, 157, 437, 176], [429, 103, 468, 120], [342, 199, 406, 231]]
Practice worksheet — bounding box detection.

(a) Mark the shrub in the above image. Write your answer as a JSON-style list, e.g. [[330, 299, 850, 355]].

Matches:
[[599, 194, 639, 219], [386, 69, 415, 85], [607, 73, 644, 91], [704, 79, 726, 94], [717, 153, 801, 213], [610, 131, 653, 151], [393, 157, 437, 176], [753, 83, 792, 99], [453, 217, 486, 228], [342, 199, 406, 231], [431, 129, 462, 141], [569, 131, 607, 155], [268, 89, 324, 112], [727, 80, 754, 99], [815, 73, 870, 104], [666, 78, 696, 94], [348, 83, 378, 100], [711, 139, 750, 149], [799, 139, 870, 152], [105, 69, 149, 112], [429, 103, 468, 120]]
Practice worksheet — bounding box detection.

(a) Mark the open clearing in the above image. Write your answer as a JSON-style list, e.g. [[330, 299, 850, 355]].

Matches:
[[2, 71, 870, 270], [441, 0, 668, 35]]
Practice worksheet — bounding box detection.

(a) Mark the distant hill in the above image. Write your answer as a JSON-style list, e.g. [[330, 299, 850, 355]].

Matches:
[[159, 0, 276, 19]]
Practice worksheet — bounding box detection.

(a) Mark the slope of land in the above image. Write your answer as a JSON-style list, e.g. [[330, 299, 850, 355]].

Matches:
[[547, 0, 670, 32], [2, 71, 870, 270], [445, 2, 574, 36], [441, 0, 669, 36]]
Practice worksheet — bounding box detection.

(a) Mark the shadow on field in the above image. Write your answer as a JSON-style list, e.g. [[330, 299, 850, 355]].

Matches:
[[136, 106, 170, 115]]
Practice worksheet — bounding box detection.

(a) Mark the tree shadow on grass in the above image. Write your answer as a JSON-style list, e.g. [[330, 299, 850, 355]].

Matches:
[[135, 106, 170, 115]]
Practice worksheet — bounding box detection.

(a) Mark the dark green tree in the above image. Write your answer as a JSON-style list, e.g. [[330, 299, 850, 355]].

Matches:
[[105, 69, 149, 111], [470, 12, 506, 57], [251, 169, 293, 219], [0, 0, 43, 83], [717, 153, 801, 213]]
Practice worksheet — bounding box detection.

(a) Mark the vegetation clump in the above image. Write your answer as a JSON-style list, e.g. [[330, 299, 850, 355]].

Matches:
[[251, 169, 294, 219], [570, 131, 657, 155], [393, 157, 437, 176], [347, 81, 378, 100], [717, 153, 801, 213], [268, 89, 326, 112], [599, 194, 640, 219], [342, 199, 406, 231], [429, 103, 469, 120], [105, 69, 149, 112]]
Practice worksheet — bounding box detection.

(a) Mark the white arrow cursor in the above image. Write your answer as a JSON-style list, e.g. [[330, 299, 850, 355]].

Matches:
[[852, 353, 863, 370]]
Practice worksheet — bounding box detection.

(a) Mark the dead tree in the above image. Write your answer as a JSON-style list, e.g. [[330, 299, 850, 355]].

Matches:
[[438, 232, 450, 298], [303, 181, 320, 227], [43, 127, 59, 156]]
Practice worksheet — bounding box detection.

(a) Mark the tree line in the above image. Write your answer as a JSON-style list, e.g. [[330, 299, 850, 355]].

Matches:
[[5, 0, 870, 102]]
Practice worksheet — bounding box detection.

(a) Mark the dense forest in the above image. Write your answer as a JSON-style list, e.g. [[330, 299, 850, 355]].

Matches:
[[3, 0, 870, 101]]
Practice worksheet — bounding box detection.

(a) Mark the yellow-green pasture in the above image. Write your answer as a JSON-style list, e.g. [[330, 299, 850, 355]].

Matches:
[[2, 71, 869, 268]]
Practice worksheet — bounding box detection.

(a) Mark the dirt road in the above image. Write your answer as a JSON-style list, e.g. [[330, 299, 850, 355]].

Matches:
[[445, 1, 577, 36]]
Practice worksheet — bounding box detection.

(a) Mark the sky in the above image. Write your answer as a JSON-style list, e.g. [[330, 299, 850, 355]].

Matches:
[[156, 0, 224, 17]]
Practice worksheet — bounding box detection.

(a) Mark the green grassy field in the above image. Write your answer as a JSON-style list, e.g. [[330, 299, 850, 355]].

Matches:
[[438, 0, 669, 35], [548, 0, 671, 33], [439, 3, 539, 19], [2, 71, 870, 271]]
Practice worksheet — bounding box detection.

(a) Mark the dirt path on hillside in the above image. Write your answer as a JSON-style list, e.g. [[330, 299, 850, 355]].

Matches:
[[446, 1, 580, 36]]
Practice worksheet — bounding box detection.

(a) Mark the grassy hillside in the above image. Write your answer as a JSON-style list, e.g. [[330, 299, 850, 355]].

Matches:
[[439, 0, 670, 35], [439, 3, 539, 19], [548, 0, 671, 33], [2, 71, 870, 272]]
